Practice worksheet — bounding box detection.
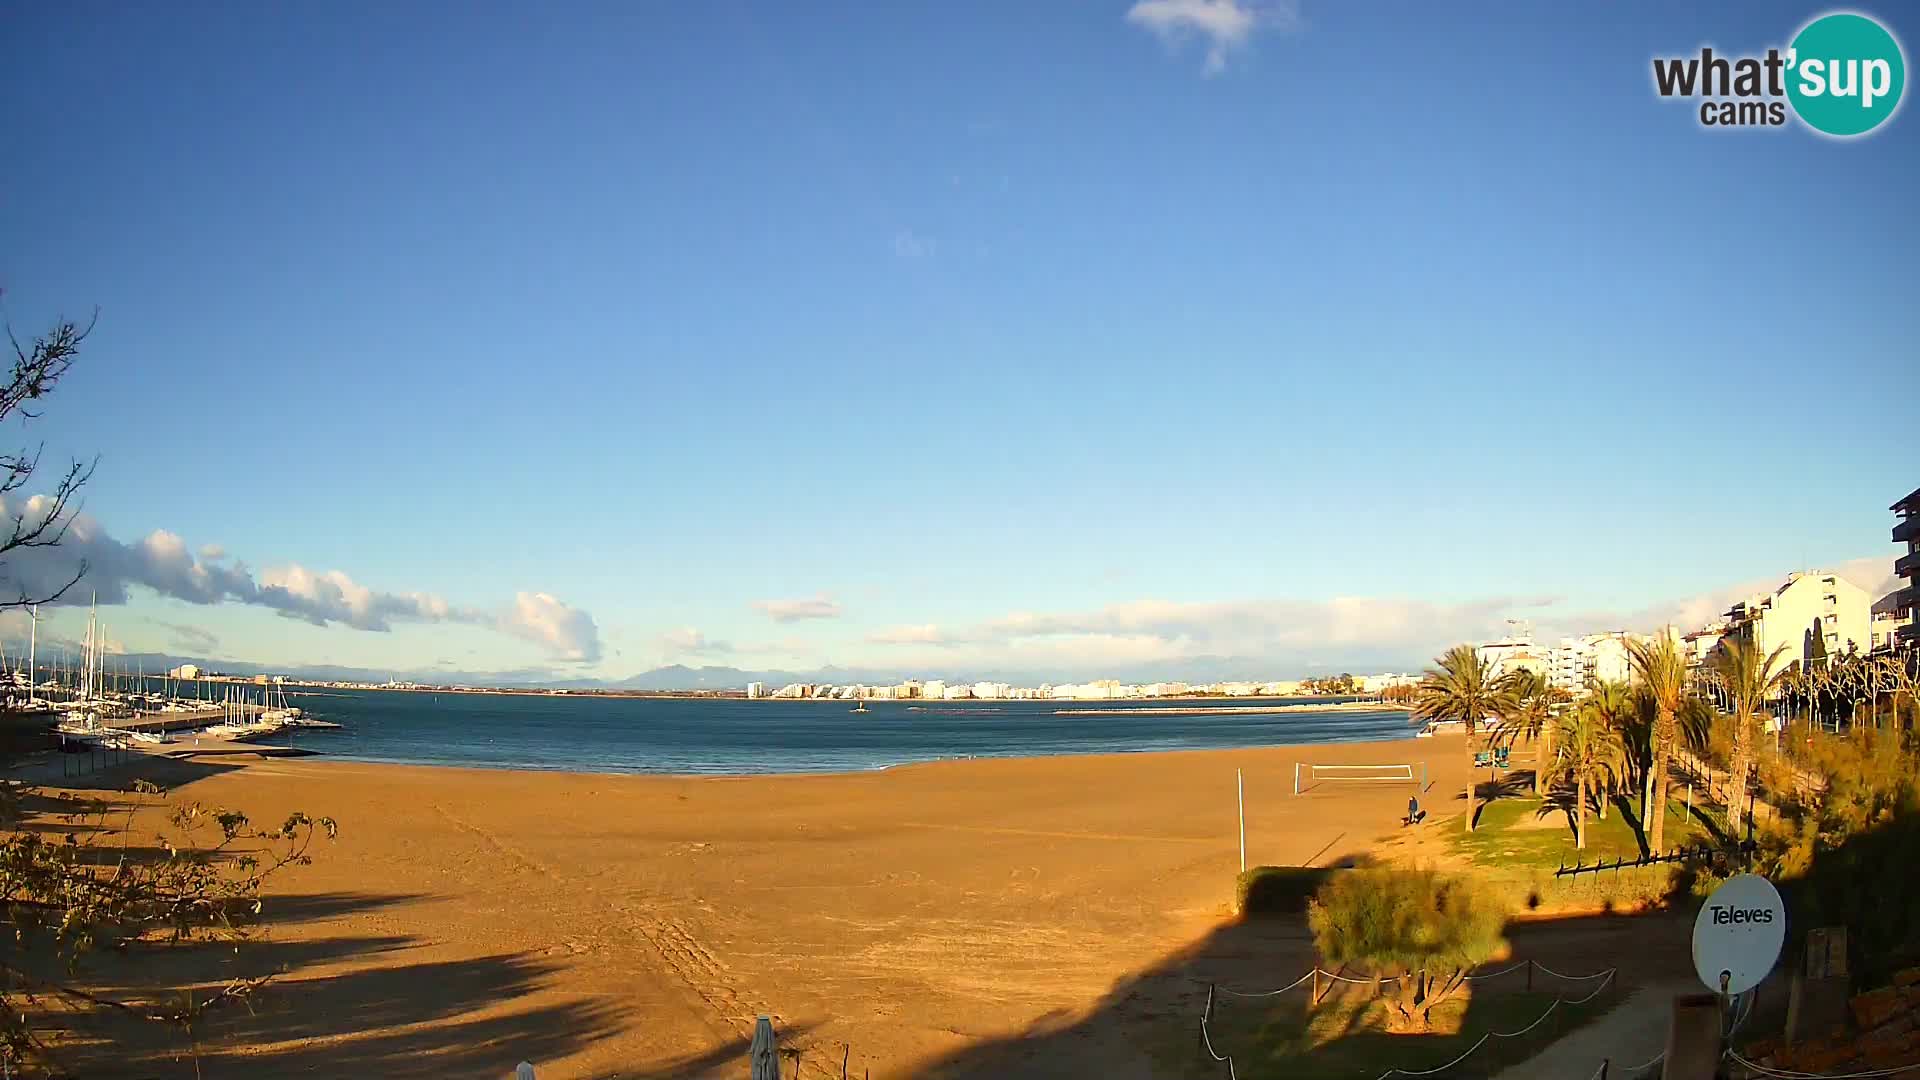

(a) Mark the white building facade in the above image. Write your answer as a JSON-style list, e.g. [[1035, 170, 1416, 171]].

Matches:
[[1546, 633, 1636, 695], [1722, 571, 1871, 668]]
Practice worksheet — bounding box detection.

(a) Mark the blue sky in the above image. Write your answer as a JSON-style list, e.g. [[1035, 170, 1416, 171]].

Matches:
[[2, 1, 1914, 680]]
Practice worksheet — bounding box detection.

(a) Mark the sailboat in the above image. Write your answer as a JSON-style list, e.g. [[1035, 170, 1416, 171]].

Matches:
[[850, 700, 869, 714], [2, 604, 57, 736]]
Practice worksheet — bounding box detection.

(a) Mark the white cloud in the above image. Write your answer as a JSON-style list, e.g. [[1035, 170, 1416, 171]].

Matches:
[[257, 563, 466, 630], [753, 594, 844, 623], [0, 496, 603, 663], [497, 592, 602, 663], [1125, 0, 1298, 74], [864, 594, 1541, 671], [1617, 555, 1902, 633], [658, 626, 731, 654], [858, 554, 1904, 674]]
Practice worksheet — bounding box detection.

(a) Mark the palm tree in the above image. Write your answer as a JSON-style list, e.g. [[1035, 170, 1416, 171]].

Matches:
[[1711, 637, 1788, 833], [1582, 678, 1635, 820], [1625, 630, 1690, 852], [1547, 706, 1626, 850], [1492, 668, 1566, 797], [1413, 645, 1508, 832]]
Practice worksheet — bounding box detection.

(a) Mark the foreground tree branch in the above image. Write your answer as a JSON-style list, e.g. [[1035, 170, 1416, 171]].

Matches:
[[0, 312, 98, 610], [0, 304, 337, 1075]]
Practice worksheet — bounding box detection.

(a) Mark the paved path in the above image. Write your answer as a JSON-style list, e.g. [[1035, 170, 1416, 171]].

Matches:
[[1491, 980, 1695, 1080]]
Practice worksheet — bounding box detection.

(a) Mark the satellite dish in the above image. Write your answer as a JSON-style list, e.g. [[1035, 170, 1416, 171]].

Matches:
[[1692, 873, 1786, 995]]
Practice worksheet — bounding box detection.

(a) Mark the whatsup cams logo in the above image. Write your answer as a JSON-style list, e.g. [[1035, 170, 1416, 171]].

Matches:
[[1653, 11, 1906, 137]]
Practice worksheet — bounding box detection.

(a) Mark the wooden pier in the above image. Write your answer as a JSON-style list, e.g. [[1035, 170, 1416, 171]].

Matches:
[[105, 707, 257, 734]]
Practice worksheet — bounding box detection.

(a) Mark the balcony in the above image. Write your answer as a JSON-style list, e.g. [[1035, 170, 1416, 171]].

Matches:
[[1897, 550, 1920, 580], [1893, 587, 1918, 616], [1896, 516, 1920, 544]]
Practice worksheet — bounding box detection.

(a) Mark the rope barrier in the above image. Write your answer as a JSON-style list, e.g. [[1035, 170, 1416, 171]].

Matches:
[[1461, 960, 1530, 981], [1725, 1050, 1920, 1079], [1213, 970, 1317, 999], [1213, 960, 1615, 998], [1532, 962, 1620, 982], [1198, 991, 1244, 1076], [1369, 971, 1616, 1080], [1201, 964, 1621, 1080]]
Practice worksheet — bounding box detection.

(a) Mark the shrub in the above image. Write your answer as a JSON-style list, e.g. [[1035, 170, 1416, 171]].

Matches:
[[1236, 866, 1334, 917], [1308, 869, 1508, 1031]]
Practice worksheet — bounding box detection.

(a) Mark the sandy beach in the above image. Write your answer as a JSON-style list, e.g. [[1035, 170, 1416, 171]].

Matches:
[[27, 735, 1693, 1078]]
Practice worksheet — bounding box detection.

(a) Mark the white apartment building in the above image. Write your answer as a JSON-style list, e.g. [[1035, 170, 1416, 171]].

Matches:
[[1721, 571, 1871, 668], [1682, 620, 1729, 667], [1871, 592, 1910, 652], [745, 681, 763, 699], [1357, 673, 1418, 694], [972, 681, 1010, 700], [1546, 633, 1636, 694], [1478, 622, 1548, 680], [1050, 680, 1132, 700], [921, 680, 946, 701]]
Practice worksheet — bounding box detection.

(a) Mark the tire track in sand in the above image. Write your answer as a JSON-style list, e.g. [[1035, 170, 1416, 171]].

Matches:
[[429, 804, 765, 1036]]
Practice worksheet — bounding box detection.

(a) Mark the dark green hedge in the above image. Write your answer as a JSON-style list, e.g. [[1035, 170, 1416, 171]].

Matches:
[[1235, 865, 1336, 917]]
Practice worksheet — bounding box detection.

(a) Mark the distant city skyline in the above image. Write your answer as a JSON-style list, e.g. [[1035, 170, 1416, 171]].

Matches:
[[2, 3, 1913, 680]]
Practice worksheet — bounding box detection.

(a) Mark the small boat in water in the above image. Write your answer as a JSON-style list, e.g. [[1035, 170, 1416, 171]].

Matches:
[[850, 701, 869, 713]]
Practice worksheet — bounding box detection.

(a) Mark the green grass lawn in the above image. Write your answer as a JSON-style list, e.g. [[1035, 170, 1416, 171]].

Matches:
[[1195, 987, 1626, 1080], [1451, 787, 1716, 872]]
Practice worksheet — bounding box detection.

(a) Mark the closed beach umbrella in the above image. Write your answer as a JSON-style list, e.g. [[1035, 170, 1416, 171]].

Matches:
[[750, 1015, 781, 1080]]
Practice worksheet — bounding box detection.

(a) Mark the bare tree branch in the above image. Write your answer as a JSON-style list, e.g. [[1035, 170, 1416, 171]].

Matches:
[[0, 313, 99, 611]]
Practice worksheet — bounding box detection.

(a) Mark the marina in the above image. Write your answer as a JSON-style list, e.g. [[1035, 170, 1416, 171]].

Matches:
[[8, 600, 341, 753]]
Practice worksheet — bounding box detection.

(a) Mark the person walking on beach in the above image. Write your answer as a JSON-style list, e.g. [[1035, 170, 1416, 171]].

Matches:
[[1406, 794, 1420, 826]]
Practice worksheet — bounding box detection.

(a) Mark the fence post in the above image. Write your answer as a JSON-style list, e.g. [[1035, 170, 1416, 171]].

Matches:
[[1526, 959, 1534, 993], [1312, 968, 1320, 1004]]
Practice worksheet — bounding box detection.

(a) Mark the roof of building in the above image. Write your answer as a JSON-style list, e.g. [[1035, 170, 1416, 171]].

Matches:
[[1875, 590, 1910, 616], [1893, 486, 1920, 513]]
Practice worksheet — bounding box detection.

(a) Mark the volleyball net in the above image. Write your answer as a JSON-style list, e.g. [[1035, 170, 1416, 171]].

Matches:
[[1293, 761, 1427, 794]]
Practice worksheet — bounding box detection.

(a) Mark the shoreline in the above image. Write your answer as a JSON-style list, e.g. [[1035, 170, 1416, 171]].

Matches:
[[247, 726, 1452, 781]]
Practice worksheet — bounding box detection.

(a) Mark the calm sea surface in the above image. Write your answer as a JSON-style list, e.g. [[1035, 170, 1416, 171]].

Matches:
[[256, 689, 1416, 775]]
